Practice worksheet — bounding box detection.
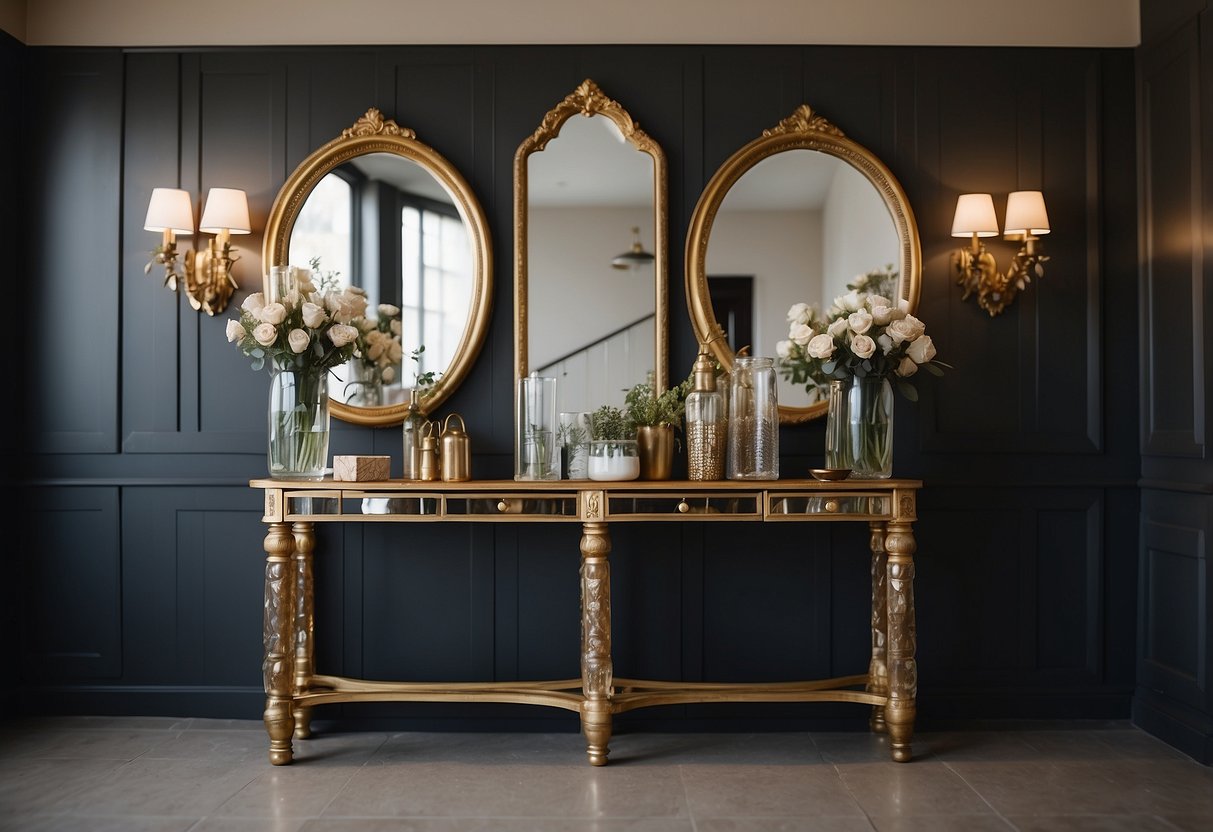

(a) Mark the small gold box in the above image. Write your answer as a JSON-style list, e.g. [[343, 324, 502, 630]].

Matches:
[[333, 455, 391, 482]]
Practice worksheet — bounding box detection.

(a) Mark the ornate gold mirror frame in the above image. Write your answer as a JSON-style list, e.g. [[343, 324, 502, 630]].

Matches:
[[263, 108, 493, 425], [685, 105, 921, 424], [514, 79, 669, 394]]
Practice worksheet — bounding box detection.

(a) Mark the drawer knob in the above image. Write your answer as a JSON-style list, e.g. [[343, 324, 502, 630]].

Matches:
[[824, 499, 840, 513], [497, 500, 509, 513], [677, 500, 690, 513]]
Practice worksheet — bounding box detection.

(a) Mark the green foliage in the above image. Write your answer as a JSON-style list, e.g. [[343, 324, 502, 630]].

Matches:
[[623, 374, 693, 428], [589, 405, 631, 441]]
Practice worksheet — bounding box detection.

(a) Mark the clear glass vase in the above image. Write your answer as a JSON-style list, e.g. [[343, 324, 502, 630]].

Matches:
[[846, 375, 894, 479], [824, 378, 855, 471], [268, 367, 331, 479], [727, 356, 779, 480]]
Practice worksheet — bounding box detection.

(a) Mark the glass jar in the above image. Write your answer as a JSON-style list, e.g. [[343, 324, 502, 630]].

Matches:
[[558, 411, 592, 480], [727, 356, 778, 480], [685, 346, 726, 480], [588, 439, 640, 481], [847, 375, 894, 478]]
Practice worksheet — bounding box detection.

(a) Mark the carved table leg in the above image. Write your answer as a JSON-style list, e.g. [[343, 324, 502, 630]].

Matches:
[[885, 520, 917, 762], [580, 521, 613, 766], [292, 522, 315, 740], [262, 522, 298, 765], [866, 521, 889, 734]]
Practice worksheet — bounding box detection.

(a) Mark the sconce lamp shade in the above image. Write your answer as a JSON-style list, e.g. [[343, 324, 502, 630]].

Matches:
[[199, 187, 251, 234], [951, 193, 1000, 237], [144, 188, 194, 235], [1003, 190, 1050, 236]]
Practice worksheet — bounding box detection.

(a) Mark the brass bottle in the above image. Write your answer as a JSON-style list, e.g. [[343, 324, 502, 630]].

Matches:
[[401, 389, 425, 480]]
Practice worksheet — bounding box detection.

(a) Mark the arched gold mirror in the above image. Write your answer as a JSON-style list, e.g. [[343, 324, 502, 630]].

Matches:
[[263, 108, 492, 425], [515, 79, 668, 413], [686, 105, 921, 424]]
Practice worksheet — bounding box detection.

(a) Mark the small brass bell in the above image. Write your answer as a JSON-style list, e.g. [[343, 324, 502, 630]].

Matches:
[[440, 413, 471, 482]]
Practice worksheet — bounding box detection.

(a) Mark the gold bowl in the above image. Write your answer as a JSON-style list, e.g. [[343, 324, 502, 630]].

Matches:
[[809, 467, 851, 481]]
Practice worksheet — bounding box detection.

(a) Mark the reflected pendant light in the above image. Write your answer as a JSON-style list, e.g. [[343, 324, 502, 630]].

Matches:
[[611, 226, 655, 270]]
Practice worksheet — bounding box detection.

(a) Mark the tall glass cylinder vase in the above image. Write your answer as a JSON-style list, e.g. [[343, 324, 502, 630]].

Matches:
[[727, 356, 778, 480], [846, 375, 894, 479], [268, 366, 331, 479], [824, 378, 854, 471], [515, 374, 559, 481]]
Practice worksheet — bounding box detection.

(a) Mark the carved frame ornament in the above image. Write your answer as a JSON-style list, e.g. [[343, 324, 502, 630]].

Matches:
[[262, 108, 493, 425], [513, 79, 670, 393], [685, 104, 922, 424]]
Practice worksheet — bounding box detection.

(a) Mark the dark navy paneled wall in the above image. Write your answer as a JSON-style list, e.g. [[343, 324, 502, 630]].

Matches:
[[10, 43, 1143, 729]]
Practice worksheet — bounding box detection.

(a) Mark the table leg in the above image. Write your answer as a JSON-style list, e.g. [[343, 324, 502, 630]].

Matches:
[[885, 520, 917, 762], [262, 521, 298, 765], [292, 521, 315, 740], [580, 521, 613, 766], [866, 521, 889, 734]]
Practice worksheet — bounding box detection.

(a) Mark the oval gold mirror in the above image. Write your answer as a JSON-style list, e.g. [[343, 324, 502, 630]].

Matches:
[[515, 80, 668, 412], [263, 108, 492, 425], [686, 104, 921, 424]]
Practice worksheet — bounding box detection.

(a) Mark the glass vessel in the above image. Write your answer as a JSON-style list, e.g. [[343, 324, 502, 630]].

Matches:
[[267, 366, 330, 479], [727, 356, 778, 480], [847, 375, 894, 478], [400, 389, 426, 480], [558, 411, 591, 480], [516, 373, 559, 481], [685, 345, 726, 480], [588, 439, 640, 481], [824, 378, 854, 471]]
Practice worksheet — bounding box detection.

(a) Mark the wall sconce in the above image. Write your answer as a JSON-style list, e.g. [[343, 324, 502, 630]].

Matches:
[[143, 186, 251, 316], [611, 226, 654, 270], [951, 190, 1050, 317]]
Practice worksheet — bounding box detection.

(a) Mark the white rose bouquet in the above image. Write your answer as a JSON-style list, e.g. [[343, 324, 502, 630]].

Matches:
[[776, 267, 947, 402], [227, 265, 366, 374], [343, 300, 404, 403]]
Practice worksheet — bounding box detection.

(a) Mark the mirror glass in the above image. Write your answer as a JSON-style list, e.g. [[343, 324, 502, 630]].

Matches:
[[263, 109, 492, 425], [686, 105, 920, 423], [515, 80, 667, 416]]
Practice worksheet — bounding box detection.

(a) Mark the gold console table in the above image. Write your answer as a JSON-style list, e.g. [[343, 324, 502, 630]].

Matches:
[[251, 477, 920, 766]]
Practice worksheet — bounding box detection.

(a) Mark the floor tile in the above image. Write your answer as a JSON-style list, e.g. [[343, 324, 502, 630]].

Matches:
[[191, 819, 308, 832], [301, 820, 695, 832], [0, 816, 198, 832], [1160, 816, 1213, 832], [680, 764, 864, 818], [834, 761, 992, 817], [695, 819, 876, 831], [0, 726, 168, 760], [1005, 816, 1181, 831], [869, 817, 1014, 832], [0, 757, 118, 815], [56, 758, 265, 818]]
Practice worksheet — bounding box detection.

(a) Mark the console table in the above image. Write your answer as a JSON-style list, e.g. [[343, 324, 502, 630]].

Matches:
[[252, 477, 920, 766]]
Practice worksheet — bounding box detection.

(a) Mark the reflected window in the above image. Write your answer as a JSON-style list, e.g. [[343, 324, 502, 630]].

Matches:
[[402, 202, 471, 379], [289, 173, 353, 285]]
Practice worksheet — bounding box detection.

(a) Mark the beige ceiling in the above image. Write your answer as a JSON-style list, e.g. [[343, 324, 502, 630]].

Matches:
[[6, 0, 1139, 47]]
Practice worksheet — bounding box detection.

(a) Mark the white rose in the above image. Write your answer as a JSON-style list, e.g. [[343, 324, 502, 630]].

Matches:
[[786, 302, 811, 325], [355, 317, 376, 333], [301, 302, 327, 328], [378, 303, 400, 319], [787, 322, 812, 346], [390, 319, 401, 336], [902, 314, 926, 341], [259, 302, 287, 325], [891, 298, 910, 321], [387, 340, 403, 364], [870, 305, 894, 326], [241, 292, 266, 317], [288, 328, 310, 354], [367, 333, 387, 361], [907, 334, 937, 364], [896, 356, 918, 377], [349, 285, 368, 296], [835, 290, 864, 313], [865, 294, 891, 311], [877, 333, 894, 355], [886, 318, 917, 345], [850, 334, 876, 359], [806, 333, 836, 360], [847, 310, 873, 335], [827, 317, 849, 339], [775, 339, 792, 359], [381, 365, 396, 384], [225, 319, 246, 343], [327, 323, 359, 348], [252, 322, 278, 347], [284, 289, 301, 309]]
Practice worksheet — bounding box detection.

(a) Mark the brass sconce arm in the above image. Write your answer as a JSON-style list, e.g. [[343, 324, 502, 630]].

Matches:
[[951, 191, 1050, 317]]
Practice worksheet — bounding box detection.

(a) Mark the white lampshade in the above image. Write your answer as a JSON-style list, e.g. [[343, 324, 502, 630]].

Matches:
[[1003, 190, 1050, 236], [951, 193, 999, 237], [144, 188, 194, 235], [199, 187, 251, 234]]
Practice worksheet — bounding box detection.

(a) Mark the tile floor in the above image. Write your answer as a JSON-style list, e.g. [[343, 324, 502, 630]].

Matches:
[[0, 717, 1210, 831]]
